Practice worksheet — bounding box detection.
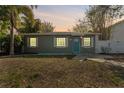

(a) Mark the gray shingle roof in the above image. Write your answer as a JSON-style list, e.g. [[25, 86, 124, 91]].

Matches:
[[21, 32, 100, 36]]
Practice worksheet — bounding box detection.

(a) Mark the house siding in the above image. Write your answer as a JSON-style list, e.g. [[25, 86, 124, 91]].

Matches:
[[110, 22, 124, 53], [79, 36, 95, 54], [23, 34, 96, 55], [95, 21, 124, 53], [23, 35, 72, 55]]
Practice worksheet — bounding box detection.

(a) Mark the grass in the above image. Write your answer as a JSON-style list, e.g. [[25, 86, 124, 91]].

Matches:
[[0, 56, 124, 88]]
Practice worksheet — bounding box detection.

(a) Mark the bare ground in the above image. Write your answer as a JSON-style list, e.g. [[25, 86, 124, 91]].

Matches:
[[0, 57, 124, 88]]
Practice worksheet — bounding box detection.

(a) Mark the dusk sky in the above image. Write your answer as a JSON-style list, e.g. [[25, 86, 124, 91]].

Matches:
[[33, 5, 89, 32]]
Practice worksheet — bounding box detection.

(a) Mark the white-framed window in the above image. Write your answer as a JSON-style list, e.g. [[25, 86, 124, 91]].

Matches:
[[28, 37, 38, 47], [54, 37, 68, 48], [82, 37, 93, 47]]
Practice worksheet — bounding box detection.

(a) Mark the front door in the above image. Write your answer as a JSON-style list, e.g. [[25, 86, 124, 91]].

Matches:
[[72, 38, 80, 54]]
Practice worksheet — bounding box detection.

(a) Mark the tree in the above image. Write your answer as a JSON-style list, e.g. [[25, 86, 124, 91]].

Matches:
[[33, 19, 42, 33], [0, 20, 10, 33], [0, 35, 23, 54], [19, 18, 55, 33], [0, 5, 34, 55], [40, 21, 55, 33], [19, 16, 35, 33], [72, 18, 92, 33], [86, 5, 124, 40]]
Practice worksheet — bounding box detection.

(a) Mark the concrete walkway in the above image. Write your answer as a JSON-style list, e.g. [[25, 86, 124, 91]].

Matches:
[[73, 54, 114, 60], [74, 54, 124, 67], [87, 58, 124, 67]]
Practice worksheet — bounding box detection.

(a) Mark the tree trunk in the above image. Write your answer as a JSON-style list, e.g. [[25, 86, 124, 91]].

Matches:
[[9, 12, 14, 55], [10, 27, 14, 55]]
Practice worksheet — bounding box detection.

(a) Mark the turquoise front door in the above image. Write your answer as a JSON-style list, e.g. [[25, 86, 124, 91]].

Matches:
[[72, 38, 80, 54]]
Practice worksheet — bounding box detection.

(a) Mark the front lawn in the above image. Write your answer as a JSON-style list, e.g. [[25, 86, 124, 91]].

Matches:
[[0, 57, 124, 88]]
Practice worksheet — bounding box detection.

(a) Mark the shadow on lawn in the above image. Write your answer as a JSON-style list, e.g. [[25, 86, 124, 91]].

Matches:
[[0, 54, 75, 60]]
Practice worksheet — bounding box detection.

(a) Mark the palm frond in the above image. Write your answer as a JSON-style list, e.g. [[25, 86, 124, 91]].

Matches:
[[18, 5, 34, 22]]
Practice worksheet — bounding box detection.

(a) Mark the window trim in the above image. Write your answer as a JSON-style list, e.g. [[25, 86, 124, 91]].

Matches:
[[82, 37, 94, 48], [54, 37, 68, 48], [28, 37, 38, 48]]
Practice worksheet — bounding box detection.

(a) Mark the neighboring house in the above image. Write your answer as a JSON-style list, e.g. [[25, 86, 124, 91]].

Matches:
[[96, 20, 124, 54], [22, 32, 99, 55]]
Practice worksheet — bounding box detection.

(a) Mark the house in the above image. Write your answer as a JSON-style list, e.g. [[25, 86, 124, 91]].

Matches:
[[96, 20, 124, 54], [22, 32, 99, 55]]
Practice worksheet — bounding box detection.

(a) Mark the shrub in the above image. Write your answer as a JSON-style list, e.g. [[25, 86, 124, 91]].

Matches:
[[0, 35, 23, 54]]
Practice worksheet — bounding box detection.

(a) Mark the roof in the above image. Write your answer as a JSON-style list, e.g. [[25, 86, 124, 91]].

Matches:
[[21, 32, 100, 36], [111, 19, 124, 27]]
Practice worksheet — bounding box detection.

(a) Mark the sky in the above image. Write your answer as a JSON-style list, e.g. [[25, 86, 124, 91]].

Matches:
[[33, 5, 89, 32]]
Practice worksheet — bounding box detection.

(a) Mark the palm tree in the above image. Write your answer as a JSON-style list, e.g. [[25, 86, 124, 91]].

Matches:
[[40, 21, 55, 33], [19, 16, 35, 33], [0, 5, 34, 55], [34, 19, 42, 33], [19, 18, 55, 33]]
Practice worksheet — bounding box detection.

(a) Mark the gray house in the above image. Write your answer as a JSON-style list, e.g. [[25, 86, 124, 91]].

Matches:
[[96, 20, 124, 54], [22, 32, 98, 55]]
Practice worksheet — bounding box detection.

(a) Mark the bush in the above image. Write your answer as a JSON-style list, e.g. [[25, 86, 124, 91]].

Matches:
[[101, 46, 111, 54], [0, 35, 23, 54]]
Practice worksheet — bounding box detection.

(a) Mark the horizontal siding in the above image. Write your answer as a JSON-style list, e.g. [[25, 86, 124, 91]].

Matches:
[[24, 35, 72, 54], [23, 35, 95, 55], [95, 22, 124, 54]]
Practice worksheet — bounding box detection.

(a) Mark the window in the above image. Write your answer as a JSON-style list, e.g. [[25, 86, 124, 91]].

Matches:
[[82, 37, 93, 47], [29, 37, 37, 47], [54, 38, 68, 48]]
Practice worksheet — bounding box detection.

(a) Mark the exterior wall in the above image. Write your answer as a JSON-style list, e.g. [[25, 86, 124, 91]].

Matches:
[[95, 22, 124, 53], [80, 35, 95, 54], [109, 22, 124, 53], [23, 35, 72, 55], [23, 35, 95, 55], [95, 40, 110, 53]]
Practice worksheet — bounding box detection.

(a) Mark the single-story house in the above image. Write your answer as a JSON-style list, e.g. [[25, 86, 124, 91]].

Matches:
[[96, 20, 124, 54], [22, 32, 99, 55]]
